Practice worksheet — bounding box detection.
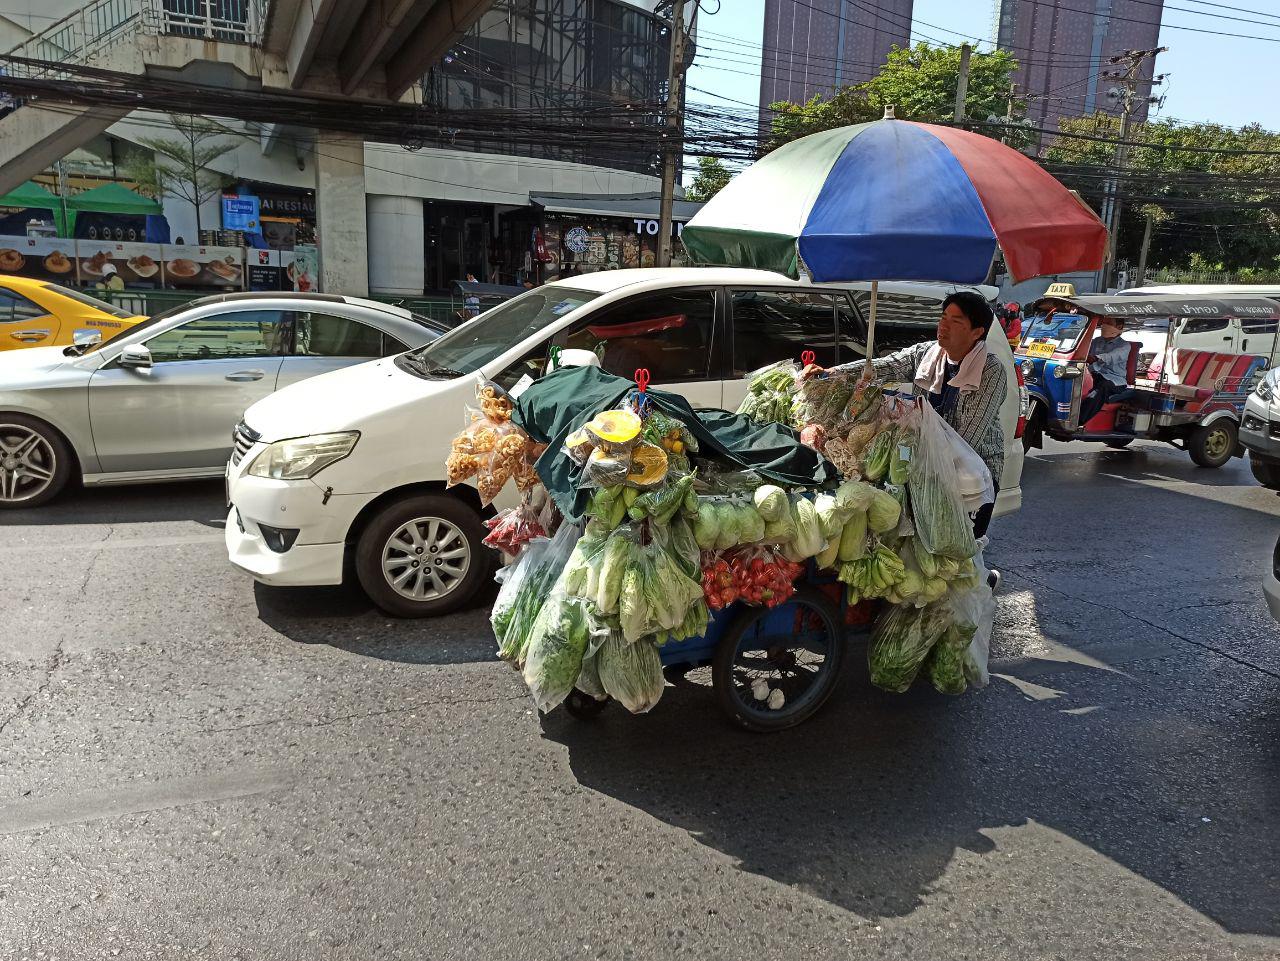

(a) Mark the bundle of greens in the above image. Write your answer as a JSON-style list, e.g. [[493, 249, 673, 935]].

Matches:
[[737, 361, 800, 427], [492, 524, 580, 664], [908, 404, 978, 561], [867, 602, 952, 693]]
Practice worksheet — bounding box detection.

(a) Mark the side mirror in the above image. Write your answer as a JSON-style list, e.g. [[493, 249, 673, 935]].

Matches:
[[118, 345, 153, 369], [72, 328, 102, 348]]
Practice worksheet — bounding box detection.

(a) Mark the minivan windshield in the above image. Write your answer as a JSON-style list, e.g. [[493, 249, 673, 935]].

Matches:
[[406, 285, 599, 375]]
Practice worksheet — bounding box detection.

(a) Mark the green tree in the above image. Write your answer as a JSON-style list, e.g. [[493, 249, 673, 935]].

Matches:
[[765, 43, 1024, 152], [685, 155, 733, 202], [1045, 114, 1280, 273], [121, 114, 236, 234]]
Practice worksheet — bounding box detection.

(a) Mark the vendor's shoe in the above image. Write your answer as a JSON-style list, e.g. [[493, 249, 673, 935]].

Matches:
[[987, 569, 1002, 593]]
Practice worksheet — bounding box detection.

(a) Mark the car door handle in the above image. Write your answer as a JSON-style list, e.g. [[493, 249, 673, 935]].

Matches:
[[225, 370, 266, 382], [10, 330, 49, 342]]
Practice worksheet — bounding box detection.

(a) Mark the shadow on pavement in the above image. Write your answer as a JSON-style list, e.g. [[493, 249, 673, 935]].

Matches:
[[252, 579, 500, 666], [7, 479, 228, 528]]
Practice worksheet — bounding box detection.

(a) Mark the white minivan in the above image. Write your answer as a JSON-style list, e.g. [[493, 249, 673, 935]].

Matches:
[[1118, 284, 1280, 377], [225, 268, 1024, 617]]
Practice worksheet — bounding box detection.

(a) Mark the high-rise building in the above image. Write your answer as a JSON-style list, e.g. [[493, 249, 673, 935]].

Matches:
[[995, 0, 1164, 135], [759, 0, 914, 113]]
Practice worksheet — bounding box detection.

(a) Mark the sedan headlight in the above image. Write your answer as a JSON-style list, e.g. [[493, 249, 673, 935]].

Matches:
[[247, 432, 359, 480]]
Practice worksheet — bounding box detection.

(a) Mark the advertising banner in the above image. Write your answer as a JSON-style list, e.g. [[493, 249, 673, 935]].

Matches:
[[0, 235, 78, 284], [161, 244, 245, 289], [77, 239, 164, 286]]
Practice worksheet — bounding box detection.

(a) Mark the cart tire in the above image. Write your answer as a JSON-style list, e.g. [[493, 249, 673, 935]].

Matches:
[[564, 689, 608, 720], [711, 586, 844, 733], [1105, 438, 1133, 449], [1188, 421, 1237, 468], [1249, 453, 1280, 490]]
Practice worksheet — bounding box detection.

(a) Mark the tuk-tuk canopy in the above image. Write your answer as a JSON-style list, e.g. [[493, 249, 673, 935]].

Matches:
[[1056, 295, 1280, 321]]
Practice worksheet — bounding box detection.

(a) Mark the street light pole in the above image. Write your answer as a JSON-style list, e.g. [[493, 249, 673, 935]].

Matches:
[[657, 0, 689, 269]]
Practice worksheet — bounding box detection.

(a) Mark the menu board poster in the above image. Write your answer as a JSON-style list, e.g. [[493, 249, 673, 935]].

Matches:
[[161, 244, 245, 289], [246, 247, 283, 291], [285, 244, 318, 292], [0, 235, 78, 284], [77, 240, 164, 287]]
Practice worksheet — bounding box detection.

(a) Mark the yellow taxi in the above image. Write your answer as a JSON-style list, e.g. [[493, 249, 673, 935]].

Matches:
[[0, 276, 145, 351]]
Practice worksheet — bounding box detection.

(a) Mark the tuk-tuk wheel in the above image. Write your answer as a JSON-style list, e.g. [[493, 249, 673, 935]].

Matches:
[[1188, 421, 1237, 469]]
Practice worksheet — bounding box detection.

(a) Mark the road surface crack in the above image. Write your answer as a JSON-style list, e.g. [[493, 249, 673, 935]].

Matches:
[[197, 691, 530, 736], [1003, 566, 1280, 682], [0, 530, 115, 737]]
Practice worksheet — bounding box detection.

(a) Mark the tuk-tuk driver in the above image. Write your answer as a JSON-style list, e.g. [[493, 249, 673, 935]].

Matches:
[[1081, 316, 1134, 421]]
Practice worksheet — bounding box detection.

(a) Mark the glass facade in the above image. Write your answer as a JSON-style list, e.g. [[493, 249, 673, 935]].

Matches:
[[424, 0, 670, 175]]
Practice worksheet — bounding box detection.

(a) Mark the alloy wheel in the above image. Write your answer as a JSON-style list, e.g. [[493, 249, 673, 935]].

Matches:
[[381, 515, 471, 601], [0, 424, 57, 505]]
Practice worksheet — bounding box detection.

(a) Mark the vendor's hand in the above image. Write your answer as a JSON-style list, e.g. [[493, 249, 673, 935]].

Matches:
[[800, 363, 825, 380]]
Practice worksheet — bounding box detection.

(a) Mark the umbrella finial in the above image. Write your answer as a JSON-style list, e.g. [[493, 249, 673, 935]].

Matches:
[[883, 104, 896, 120]]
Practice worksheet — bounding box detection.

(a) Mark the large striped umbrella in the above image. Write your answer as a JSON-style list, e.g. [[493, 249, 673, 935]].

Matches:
[[682, 113, 1108, 286]]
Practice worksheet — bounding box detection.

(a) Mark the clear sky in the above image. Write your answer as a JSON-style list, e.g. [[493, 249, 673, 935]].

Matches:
[[686, 0, 1279, 130]]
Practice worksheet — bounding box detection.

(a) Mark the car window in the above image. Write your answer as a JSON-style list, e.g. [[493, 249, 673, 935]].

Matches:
[[847, 290, 942, 326], [144, 310, 289, 363], [557, 289, 716, 382], [1241, 319, 1279, 335], [292, 311, 386, 358], [730, 290, 840, 374], [41, 283, 136, 319], [0, 289, 48, 323], [1181, 317, 1228, 334], [383, 333, 411, 355]]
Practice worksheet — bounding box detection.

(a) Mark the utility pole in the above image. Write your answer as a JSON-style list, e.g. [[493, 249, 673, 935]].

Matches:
[[1002, 82, 1017, 147], [1135, 210, 1155, 287], [953, 43, 972, 125], [657, 0, 690, 269], [1100, 47, 1166, 290]]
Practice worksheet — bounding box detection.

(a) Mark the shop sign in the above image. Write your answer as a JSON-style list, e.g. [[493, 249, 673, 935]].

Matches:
[[632, 219, 685, 237], [258, 192, 316, 218], [221, 194, 260, 232], [564, 226, 590, 254]]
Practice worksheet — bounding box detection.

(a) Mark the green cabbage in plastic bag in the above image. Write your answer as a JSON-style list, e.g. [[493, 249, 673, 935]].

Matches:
[[597, 633, 665, 713], [522, 593, 593, 712]]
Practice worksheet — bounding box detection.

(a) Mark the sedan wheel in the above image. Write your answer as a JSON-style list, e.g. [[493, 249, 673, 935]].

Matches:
[[0, 417, 71, 508], [382, 516, 471, 601]]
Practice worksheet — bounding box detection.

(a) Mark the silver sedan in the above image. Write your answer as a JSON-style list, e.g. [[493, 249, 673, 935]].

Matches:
[[0, 292, 445, 508]]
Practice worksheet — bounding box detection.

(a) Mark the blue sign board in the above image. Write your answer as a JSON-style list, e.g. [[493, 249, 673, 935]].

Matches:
[[221, 195, 260, 232]]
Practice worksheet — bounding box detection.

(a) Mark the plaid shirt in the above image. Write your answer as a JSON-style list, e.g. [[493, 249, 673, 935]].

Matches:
[[834, 341, 1008, 483]]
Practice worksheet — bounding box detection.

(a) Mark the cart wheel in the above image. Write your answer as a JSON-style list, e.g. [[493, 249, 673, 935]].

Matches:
[[711, 586, 845, 733], [564, 689, 609, 720]]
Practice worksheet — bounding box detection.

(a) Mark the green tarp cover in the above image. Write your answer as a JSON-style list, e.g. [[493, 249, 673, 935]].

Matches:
[[512, 366, 836, 520], [0, 181, 66, 235], [65, 182, 162, 214]]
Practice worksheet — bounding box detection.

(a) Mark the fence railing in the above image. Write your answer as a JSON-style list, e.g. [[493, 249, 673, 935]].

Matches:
[[1144, 267, 1280, 286], [4, 0, 269, 78]]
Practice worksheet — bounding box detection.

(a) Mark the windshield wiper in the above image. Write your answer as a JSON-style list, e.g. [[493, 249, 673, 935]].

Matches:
[[397, 354, 462, 379]]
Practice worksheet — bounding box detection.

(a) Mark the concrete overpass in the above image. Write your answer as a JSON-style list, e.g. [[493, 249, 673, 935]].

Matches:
[[0, 0, 491, 292]]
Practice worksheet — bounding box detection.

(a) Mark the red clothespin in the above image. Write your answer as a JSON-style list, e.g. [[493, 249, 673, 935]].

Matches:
[[634, 368, 651, 393], [800, 350, 815, 367]]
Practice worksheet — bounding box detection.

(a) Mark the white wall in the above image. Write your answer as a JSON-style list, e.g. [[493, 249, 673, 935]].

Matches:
[[367, 195, 424, 295]]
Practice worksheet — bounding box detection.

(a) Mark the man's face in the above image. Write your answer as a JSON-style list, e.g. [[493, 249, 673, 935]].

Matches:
[[1100, 320, 1123, 338], [937, 303, 982, 357]]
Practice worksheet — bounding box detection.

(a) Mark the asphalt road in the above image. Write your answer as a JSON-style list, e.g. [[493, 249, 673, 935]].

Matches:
[[1, 440, 1277, 960]]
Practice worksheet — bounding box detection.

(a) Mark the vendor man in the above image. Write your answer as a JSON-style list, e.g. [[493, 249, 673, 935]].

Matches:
[[807, 291, 1008, 540], [1080, 315, 1134, 422]]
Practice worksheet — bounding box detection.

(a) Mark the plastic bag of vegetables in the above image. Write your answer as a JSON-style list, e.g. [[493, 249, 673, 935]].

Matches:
[[737, 360, 800, 427], [908, 402, 979, 561], [867, 602, 951, 693], [492, 523, 580, 665], [522, 591, 595, 712], [946, 546, 996, 688], [596, 632, 665, 713]]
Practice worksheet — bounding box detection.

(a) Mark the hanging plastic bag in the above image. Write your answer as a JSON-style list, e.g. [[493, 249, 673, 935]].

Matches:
[[867, 602, 951, 693], [908, 401, 979, 561], [946, 545, 995, 688], [522, 591, 595, 713], [491, 522, 580, 665], [483, 501, 546, 556]]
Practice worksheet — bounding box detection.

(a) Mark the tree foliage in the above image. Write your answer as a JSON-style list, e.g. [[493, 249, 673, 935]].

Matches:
[[121, 114, 236, 233], [766, 43, 1024, 152], [685, 155, 733, 202], [1045, 114, 1280, 272]]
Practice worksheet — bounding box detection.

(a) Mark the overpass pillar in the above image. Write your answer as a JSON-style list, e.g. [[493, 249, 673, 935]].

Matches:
[[314, 132, 369, 296]]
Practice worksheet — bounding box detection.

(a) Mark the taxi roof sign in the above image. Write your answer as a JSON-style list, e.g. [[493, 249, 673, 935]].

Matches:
[[1042, 282, 1077, 299]]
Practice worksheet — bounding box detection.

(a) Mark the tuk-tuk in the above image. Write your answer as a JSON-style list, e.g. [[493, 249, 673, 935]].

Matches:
[[1016, 294, 1280, 467]]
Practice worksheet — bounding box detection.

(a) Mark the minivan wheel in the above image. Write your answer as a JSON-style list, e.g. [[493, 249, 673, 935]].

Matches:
[[1187, 421, 1237, 469], [355, 494, 491, 618], [1250, 452, 1280, 490], [0, 414, 72, 509]]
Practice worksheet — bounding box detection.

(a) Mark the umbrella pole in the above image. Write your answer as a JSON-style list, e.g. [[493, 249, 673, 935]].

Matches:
[[863, 280, 879, 377]]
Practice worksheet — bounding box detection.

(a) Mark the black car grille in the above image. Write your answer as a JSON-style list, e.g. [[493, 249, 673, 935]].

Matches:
[[231, 421, 261, 466]]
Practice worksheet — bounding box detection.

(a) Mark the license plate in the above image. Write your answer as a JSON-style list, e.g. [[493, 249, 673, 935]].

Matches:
[[1026, 341, 1057, 358]]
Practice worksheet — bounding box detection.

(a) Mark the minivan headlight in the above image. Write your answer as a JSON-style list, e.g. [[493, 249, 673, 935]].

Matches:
[[1257, 368, 1278, 401], [247, 432, 359, 480]]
